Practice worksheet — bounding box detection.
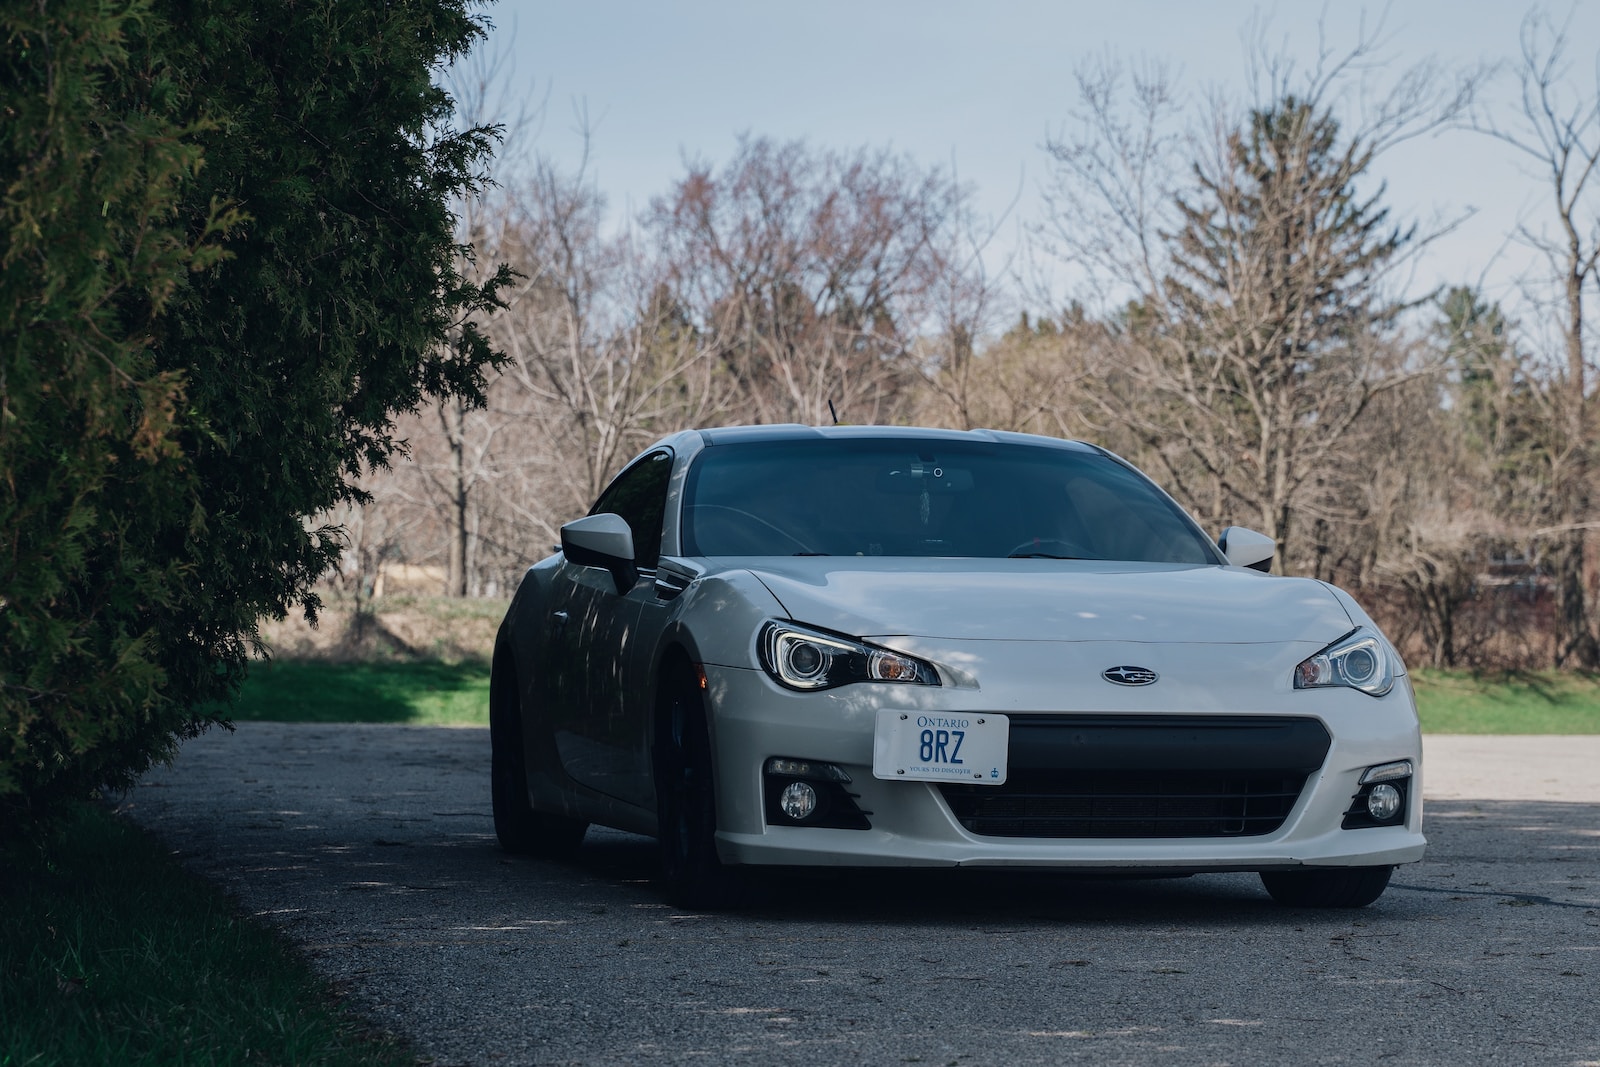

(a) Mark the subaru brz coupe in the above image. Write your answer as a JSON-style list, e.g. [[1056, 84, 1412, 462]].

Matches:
[[490, 425, 1424, 908]]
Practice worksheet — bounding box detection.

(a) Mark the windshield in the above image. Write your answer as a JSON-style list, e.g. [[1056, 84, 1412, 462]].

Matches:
[[680, 438, 1221, 564]]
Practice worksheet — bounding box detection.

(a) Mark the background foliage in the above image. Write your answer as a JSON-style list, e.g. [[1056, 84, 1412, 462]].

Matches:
[[344, 21, 1598, 678]]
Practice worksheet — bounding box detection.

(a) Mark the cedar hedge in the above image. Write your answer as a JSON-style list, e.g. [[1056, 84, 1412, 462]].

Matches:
[[0, 0, 509, 828]]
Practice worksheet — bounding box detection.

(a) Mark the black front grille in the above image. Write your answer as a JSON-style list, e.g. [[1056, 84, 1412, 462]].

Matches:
[[941, 770, 1307, 838], [937, 714, 1329, 840]]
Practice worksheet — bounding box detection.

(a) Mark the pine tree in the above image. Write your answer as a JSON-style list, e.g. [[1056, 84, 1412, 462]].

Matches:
[[1138, 97, 1412, 569]]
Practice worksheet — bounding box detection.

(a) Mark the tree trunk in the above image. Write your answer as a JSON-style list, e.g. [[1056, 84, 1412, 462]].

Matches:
[[1554, 528, 1596, 667], [1553, 214, 1595, 667], [442, 398, 470, 598]]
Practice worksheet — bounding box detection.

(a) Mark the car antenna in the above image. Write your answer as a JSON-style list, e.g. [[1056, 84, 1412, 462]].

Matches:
[[828, 399, 839, 425]]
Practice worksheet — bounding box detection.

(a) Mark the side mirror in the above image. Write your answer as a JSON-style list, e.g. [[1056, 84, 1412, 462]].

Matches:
[[561, 513, 639, 594], [1218, 526, 1275, 573]]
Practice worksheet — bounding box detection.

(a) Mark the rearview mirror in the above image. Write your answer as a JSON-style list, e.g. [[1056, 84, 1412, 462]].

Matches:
[[561, 513, 638, 594], [875, 465, 975, 494], [1218, 526, 1275, 572]]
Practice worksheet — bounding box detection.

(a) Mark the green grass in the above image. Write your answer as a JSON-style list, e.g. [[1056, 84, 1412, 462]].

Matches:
[[227, 659, 491, 725], [222, 660, 1600, 734], [0, 804, 416, 1067], [1412, 668, 1600, 734]]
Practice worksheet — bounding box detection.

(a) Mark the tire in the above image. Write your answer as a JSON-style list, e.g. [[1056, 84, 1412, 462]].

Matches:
[[490, 644, 587, 858], [1260, 865, 1394, 908], [654, 673, 746, 909]]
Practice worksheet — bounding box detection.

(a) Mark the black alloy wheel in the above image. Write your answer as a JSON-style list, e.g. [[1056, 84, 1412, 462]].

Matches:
[[490, 644, 587, 857], [654, 674, 746, 909], [1259, 864, 1394, 908]]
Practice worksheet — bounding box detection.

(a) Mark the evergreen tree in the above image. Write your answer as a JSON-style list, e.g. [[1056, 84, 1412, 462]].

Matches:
[[1436, 287, 1541, 483], [1, 0, 508, 826], [1138, 97, 1412, 568]]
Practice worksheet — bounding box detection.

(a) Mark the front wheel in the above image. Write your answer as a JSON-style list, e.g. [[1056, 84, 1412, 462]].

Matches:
[[654, 676, 745, 909], [1260, 865, 1394, 908], [490, 645, 587, 858]]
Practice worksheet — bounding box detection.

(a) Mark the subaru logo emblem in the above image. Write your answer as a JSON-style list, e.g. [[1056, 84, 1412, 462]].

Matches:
[[1102, 665, 1158, 686]]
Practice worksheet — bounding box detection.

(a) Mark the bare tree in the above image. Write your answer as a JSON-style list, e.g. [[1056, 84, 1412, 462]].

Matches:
[[906, 173, 1022, 432], [353, 42, 532, 598], [1035, 54, 1191, 311], [648, 137, 973, 427], [913, 309, 1105, 440], [1360, 356, 1498, 668], [494, 154, 729, 538], [1473, 10, 1600, 666]]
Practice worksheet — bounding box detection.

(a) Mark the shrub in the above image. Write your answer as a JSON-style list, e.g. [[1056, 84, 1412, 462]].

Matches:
[[0, 0, 507, 827]]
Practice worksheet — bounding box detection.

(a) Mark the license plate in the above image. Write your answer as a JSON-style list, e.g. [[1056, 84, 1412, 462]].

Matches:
[[872, 711, 1008, 785]]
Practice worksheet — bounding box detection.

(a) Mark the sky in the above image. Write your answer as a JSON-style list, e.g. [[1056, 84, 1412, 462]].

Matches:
[[479, 1, 1600, 320]]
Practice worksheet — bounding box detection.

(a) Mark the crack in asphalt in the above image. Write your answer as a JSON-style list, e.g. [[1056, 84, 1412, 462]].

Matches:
[[1390, 881, 1600, 911]]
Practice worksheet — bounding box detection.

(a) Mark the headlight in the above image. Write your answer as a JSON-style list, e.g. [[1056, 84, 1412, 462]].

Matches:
[[759, 622, 940, 691], [1294, 627, 1395, 697]]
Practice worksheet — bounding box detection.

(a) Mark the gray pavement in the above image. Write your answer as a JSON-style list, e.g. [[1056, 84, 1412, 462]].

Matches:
[[123, 725, 1600, 1066]]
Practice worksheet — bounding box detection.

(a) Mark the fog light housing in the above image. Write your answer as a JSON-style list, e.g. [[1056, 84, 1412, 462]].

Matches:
[[1366, 782, 1402, 821], [1342, 760, 1412, 829], [779, 781, 818, 821], [761, 756, 872, 829]]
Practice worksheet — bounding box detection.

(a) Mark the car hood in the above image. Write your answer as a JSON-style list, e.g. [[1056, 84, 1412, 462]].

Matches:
[[740, 557, 1353, 646]]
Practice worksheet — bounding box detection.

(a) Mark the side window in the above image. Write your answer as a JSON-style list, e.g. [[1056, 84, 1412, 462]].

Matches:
[[590, 450, 673, 569]]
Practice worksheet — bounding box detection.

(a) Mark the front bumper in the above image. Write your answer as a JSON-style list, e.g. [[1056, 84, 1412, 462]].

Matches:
[[701, 654, 1426, 872]]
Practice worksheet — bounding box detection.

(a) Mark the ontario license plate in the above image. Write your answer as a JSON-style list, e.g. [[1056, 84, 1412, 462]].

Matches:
[[872, 711, 1009, 785]]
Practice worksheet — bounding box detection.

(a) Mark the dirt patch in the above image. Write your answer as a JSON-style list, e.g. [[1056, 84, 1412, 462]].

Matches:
[[258, 592, 506, 663]]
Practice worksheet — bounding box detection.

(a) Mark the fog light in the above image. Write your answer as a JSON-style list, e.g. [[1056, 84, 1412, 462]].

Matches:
[[779, 781, 818, 821], [1366, 782, 1403, 821]]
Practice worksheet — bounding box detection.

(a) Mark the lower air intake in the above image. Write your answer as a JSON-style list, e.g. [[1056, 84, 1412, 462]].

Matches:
[[937, 714, 1329, 839], [940, 770, 1307, 838]]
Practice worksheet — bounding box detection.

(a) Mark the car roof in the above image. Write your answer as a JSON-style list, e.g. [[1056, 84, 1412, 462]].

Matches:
[[694, 424, 1103, 454]]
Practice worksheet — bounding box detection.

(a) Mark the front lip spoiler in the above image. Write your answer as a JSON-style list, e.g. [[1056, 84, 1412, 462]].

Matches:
[[714, 827, 1428, 870]]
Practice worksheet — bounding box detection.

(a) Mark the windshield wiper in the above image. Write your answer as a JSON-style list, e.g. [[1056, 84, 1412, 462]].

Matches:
[[1007, 551, 1083, 559]]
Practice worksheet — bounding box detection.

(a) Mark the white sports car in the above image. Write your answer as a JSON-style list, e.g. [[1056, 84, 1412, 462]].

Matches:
[[491, 426, 1425, 908]]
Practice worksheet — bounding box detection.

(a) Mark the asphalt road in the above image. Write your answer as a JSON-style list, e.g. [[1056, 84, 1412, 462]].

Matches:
[[123, 725, 1600, 1066]]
